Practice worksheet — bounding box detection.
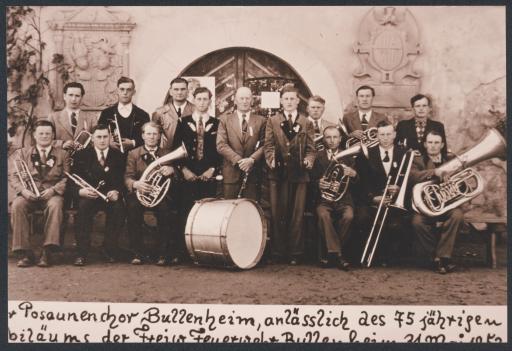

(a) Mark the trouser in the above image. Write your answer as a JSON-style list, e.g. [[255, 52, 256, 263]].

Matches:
[[269, 180, 307, 258], [223, 182, 259, 201], [316, 201, 354, 256], [125, 192, 177, 257], [75, 197, 125, 257], [11, 195, 64, 252], [411, 208, 464, 260]]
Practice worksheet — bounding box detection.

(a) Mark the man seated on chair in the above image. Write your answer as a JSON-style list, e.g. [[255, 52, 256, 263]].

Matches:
[[8, 120, 71, 267], [311, 126, 358, 270], [71, 124, 126, 266], [410, 130, 464, 274], [125, 121, 178, 266]]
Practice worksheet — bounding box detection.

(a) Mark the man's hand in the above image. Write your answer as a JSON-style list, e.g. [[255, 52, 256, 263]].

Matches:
[[21, 189, 39, 201], [319, 177, 330, 190], [350, 130, 365, 140], [238, 158, 254, 173], [79, 188, 99, 199], [268, 158, 275, 169], [39, 188, 55, 201], [159, 166, 174, 177], [434, 168, 450, 182], [303, 158, 313, 170], [134, 180, 153, 194], [121, 138, 135, 151], [387, 184, 400, 197], [106, 190, 119, 202], [199, 167, 215, 181], [342, 166, 357, 178], [62, 140, 75, 150], [182, 168, 197, 182]]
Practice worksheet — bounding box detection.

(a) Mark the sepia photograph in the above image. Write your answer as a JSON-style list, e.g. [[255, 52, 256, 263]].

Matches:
[[5, 3, 506, 321]]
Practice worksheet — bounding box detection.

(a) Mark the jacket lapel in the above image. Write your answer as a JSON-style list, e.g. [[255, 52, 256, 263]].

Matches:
[[58, 110, 74, 138], [229, 114, 244, 143]]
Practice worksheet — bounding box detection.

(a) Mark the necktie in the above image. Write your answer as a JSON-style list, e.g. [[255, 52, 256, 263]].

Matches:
[[196, 116, 204, 160], [314, 120, 320, 134], [177, 107, 182, 118], [71, 112, 77, 135], [383, 151, 390, 163], [288, 113, 293, 128], [40, 148, 47, 164], [242, 114, 248, 134], [99, 150, 106, 167], [361, 114, 368, 131]]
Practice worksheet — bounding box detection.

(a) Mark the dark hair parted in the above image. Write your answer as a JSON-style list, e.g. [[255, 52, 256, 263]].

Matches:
[[356, 85, 375, 97], [91, 124, 110, 134], [63, 82, 85, 95], [170, 77, 189, 87], [280, 85, 299, 97], [308, 95, 325, 105], [32, 119, 56, 135], [193, 86, 212, 99], [117, 76, 136, 88], [376, 120, 393, 129], [410, 94, 432, 107]]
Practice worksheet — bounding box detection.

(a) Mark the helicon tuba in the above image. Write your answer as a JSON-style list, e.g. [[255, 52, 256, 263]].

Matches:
[[412, 127, 506, 217], [136, 144, 188, 208]]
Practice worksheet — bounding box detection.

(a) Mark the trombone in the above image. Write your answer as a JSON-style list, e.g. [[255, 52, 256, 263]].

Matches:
[[360, 149, 415, 267], [14, 158, 41, 198], [109, 114, 124, 153], [65, 172, 109, 202]]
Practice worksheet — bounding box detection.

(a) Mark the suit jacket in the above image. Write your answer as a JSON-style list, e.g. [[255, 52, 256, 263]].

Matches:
[[124, 146, 171, 192], [8, 146, 70, 197], [172, 115, 221, 176], [360, 145, 406, 205], [72, 147, 125, 198], [216, 112, 266, 184], [264, 112, 316, 183], [395, 118, 447, 156], [310, 148, 358, 206], [410, 153, 453, 184], [152, 100, 194, 150], [98, 104, 150, 150], [343, 110, 388, 134], [48, 109, 97, 148]]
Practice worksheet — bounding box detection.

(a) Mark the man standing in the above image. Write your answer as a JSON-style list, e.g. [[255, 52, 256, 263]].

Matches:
[[343, 85, 388, 139], [72, 125, 125, 265], [311, 126, 358, 270], [264, 85, 316, 265], [125, 122, 177, 266], [98, 77, 150, 154], [395, 94, 447, 156], [307, 95, 337, 146], [48, 82, 96, 153], [216, 87, 266, 200], [152, 77, 194, 150], [410, 130, 463, 274], [9, 120, 70, 267]]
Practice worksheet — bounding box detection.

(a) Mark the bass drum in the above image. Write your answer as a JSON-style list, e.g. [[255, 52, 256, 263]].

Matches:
[[185, 198, 267, 269]]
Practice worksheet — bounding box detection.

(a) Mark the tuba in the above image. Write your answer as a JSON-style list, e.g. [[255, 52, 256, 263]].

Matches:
[[136, 144, 188, 208], [320, 142, 365, 202], [412, 128, 506, 217], [346, 127, 379, 149], [14, 158, 41, 197]]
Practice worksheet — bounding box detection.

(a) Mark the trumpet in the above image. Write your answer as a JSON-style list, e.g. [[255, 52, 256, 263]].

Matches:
[[136, 144, 188, 207], [361, 149, 415, 267], [70, 130, 92, 156], [346, 127, 379, 149], [65, 172, 109, 202], [109, 114, 124, 153], [14, 158, 41, 198]]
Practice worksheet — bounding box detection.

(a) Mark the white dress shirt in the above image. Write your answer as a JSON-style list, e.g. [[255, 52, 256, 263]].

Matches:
[[236, 111, 251, 131], [94, 147, 109, 162], [359, 110, 373, 123], [283, 110, 298, 124], [118, 102, 133, 118]]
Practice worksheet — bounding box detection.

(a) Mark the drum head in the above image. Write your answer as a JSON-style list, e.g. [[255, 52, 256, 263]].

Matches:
[[225, 200, 265, 269]]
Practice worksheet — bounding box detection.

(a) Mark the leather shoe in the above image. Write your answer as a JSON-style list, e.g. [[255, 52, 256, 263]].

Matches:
[[74, 256, 86, 266], [156, 256, 167, 266], [336, 256, 350, 271], [289, 257, 300, 266], [319, 258, 330, 268], [17, 255, 34, 268], [434, 258, 456, 274], [37, 249, 50, 268], [131, 254, 143, 265], [170, 256, 181, 265]]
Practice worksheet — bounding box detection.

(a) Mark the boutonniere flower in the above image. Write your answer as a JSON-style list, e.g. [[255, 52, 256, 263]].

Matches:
[[46, 159, 55, 168], [34, 161, 40, 167], [104, 166, 110, 172], [293, 124, 301, 133], [188, 122, 196, 132], [205, 123, 213, 132], [393, 162, 398, 168]]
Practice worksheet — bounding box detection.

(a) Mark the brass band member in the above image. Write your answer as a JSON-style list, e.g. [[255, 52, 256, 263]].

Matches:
[[410, 130, 463, 274], [72, 124, 126, 266], [264, 85, 316, 265], [98, 76, 150, 154], [395, 94, 447, 156], [9, 120, 71, 267], [125, 122, 177, 266], [307, 95, 337, 138], [358, 120, 406, 266], [152, 77, 194, 150], [311, 126, 358, 270], [216, 86, 266, 200]]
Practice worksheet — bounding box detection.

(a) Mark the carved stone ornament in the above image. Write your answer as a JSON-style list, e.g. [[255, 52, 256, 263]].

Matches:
[[48, 7, 136, 111], [353, 7, 421, 108]]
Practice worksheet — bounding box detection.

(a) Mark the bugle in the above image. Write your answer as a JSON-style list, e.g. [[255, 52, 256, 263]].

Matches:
[[14, 158, 41, 197], [109, 114, 124, 153], [65, 171, 109, 202]]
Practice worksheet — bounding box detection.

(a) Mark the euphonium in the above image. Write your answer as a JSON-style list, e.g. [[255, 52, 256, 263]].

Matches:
[[136, 144, 188, 208], [412, 128, 506, 217], [320, 142, 364, 202], [14, 158, 41, 197], [346, 127, 379, 149]]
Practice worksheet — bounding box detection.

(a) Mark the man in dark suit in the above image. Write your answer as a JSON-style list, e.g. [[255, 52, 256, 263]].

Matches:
[[216, 86, 266, 200], [264, 85, 316, 265], [311, 126, 358, 270], [152, 77, 195, 150], [358, 120, 407, 266], [8, 120, 71, 267], [395, 94, 447, 156], [98, 76, 150, 154], [71, 124, 126, 265], [410, 130, 463, 274], [342, 85, 388, 140], [125, 122, 178, 266]]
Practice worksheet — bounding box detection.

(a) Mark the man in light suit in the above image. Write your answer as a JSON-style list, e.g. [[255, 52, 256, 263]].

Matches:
[[264, 85, 316, 265], [152, 77, 194, 150], [216, 87, 266, 200], [8, 120, 71, 267], [48, 82, 96, 152], [342, 85, 388, 139]]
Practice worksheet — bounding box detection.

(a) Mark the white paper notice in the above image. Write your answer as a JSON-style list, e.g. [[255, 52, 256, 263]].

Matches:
[[260, 91, 281, 109]]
